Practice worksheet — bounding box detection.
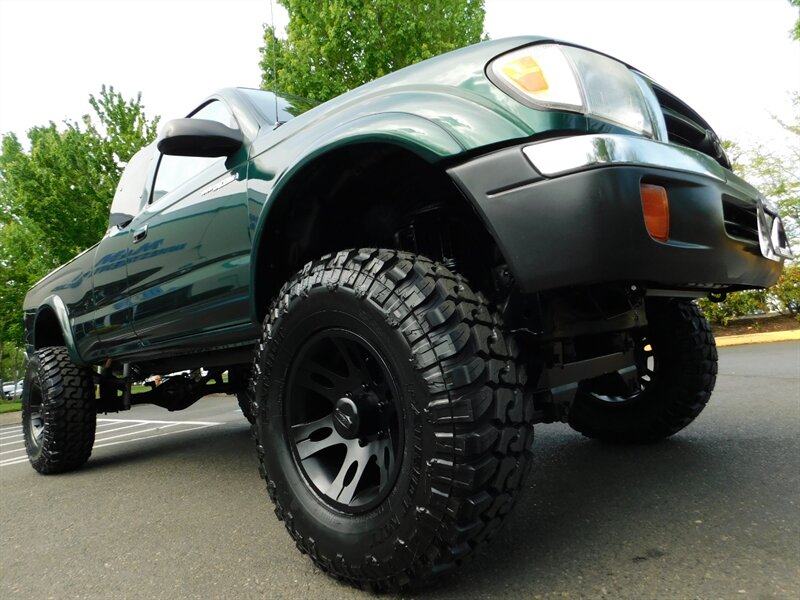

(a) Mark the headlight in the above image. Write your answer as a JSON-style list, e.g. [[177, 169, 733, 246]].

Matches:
[[489, 44, 656, 137]]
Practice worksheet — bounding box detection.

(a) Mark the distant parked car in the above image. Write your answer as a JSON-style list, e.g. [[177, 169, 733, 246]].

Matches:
[[1, 380, 23, 400]]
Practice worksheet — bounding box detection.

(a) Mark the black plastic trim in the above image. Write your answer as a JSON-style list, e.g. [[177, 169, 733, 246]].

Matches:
[[448, 144, 782, 294]]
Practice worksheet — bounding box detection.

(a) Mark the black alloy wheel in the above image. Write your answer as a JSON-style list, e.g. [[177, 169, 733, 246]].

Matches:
[[24, 378, 46, 454], [583, 333, 655, 404], [286, 329, 403, 512]]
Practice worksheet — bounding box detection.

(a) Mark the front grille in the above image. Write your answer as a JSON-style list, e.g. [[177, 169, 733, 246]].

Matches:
[[722, 195, 759, 244], [652, 85, 731, 170]]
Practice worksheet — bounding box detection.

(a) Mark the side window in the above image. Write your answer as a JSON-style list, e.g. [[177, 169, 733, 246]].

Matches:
[[151, 100, 237, 202], [108, 143, 156, 227]]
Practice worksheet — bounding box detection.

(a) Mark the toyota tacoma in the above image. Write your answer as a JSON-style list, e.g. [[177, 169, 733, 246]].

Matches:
[[20, 36, 791, 590]]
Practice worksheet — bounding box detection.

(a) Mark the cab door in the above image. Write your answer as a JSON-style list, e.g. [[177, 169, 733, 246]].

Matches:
[[125, 99, 251, 348], [87, 143, 157, 361]]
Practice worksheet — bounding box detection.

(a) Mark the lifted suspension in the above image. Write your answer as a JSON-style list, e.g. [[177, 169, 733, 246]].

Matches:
[[96, 368, 240, 414]]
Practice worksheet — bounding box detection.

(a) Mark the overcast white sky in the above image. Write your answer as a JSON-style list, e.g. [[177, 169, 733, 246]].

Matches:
[[0, 0, 798, 148]]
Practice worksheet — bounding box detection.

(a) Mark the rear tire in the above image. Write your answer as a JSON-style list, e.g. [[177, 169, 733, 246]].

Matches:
[[252, 249, 534, 591], [22, 346, 96, 474], [568, 300, 717, 443]]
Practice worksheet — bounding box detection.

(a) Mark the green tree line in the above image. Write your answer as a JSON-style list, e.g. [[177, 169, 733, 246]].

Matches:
[[259, 0, 486, 102]]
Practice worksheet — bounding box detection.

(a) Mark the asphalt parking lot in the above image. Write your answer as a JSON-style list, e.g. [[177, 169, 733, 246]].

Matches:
[[1, 341, 798, 599]]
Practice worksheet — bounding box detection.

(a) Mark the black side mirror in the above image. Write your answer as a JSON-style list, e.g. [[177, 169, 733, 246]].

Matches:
[[157, 118, 243, 157]]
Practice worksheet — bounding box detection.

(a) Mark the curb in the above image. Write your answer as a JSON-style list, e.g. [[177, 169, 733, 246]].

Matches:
[[714, 329, 800, 347]]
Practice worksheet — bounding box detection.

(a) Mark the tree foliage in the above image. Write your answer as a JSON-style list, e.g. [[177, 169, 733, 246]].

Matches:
[[703, 4, 800, 323], [703, 97, 799, 325], [744, 93, 800, 241], [696, 263, 800, 325], [0, 341, 25, 385], [260, 0, 486, 102], [723, 92, 800, 244], [695, 290, 768, 327], [0, 86, 159, 346]]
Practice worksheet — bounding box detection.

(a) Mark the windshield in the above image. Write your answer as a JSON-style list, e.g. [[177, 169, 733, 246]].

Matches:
[[238, 88, 318, 124]]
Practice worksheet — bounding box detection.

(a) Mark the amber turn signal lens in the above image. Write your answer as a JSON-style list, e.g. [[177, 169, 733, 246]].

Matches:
[[501, 56, 549, 93], [641, 184, 669, 242]]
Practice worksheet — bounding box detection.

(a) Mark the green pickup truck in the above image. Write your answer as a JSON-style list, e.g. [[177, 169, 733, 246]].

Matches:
[[21, 36, 791, 590]]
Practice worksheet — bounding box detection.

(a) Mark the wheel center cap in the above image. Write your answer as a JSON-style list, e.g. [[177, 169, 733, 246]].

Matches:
[[333, 397, 360, 439]]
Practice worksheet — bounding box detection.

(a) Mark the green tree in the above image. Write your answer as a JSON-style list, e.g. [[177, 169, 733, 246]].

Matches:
[[0, 221, 49, 345], [260, 0, 486, 102], [740, 94, 800, 242], [703, 101, 799, 324], [721, 94, 799, 244], [0, 341, 25, 386], [696, 4, 799, 325], [0, 86, 159, 346], [695, 290, 768, 326]]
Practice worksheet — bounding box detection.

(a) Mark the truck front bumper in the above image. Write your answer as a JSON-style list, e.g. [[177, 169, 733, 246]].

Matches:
[[447, 134, 790, 294]]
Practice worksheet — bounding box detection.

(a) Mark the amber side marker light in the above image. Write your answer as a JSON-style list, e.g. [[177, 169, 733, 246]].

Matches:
[[641, 184, 669, 242]]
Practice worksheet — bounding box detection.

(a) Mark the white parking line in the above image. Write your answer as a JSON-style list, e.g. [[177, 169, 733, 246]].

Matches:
[[0, 457, 31, 467], [0, 419, 150, 444], [93, 422, 155, 437], [92, 423, 218, 449], [92, 423, 185, 443], [0, 418, 223, 468], [97, 418, 221, 426]]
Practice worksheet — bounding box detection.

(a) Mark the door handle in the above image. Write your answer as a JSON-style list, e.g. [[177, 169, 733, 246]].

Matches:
[[133, 225, 148, 244]]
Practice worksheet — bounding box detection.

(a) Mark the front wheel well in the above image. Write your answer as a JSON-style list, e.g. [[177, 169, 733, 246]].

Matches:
[[33, 306, 66, 350], [254, 142, 504, 319]]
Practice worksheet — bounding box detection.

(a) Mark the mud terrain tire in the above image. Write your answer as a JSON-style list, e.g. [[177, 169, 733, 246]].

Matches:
[[252, 249, 534, 591], [237, 391, 255, 424], [568, 300, 717, 443], [22, 346, 96, 474]]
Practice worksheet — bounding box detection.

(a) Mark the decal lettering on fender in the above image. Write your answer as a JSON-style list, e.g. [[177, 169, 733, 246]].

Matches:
[[201, 172, 238, 196]]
